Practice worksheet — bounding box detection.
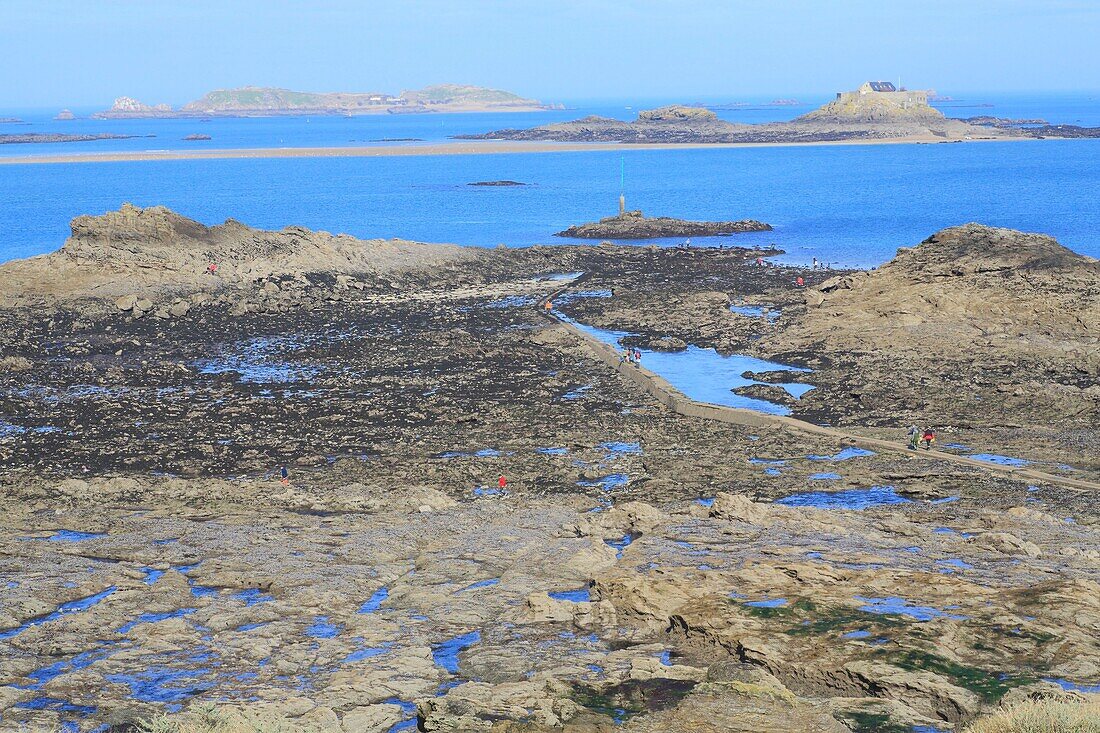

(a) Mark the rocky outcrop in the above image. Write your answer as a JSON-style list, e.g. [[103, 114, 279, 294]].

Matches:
[[797, 95, 945, 124], [764, 224, 1100, 428], [460, 102, 1020, 144], [781, 224, 1100, 371], [0, 203, 475, 304], [557, 210, 772, 239], [91, 96, 173, 119]]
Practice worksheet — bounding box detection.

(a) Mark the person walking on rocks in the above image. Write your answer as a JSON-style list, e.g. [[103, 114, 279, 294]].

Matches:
[[907, 425, 920, 450], [498, 475, 507, 490], [544, 300, 553, 313], [796, 276, 805, 287], [633, 349, 642, 366], [280, 466, 289, 486], [921, 428, 936, 450]]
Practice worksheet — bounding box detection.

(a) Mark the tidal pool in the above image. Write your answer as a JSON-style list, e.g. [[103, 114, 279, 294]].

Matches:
[[776, 486, 910, 510], [854, 596, 968, 622], [559, 317, 812, 415], [432, 630, 482, 674]]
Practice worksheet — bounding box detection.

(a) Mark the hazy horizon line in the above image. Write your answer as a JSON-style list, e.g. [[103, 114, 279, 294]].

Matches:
[[5, 88, 1100, 115]]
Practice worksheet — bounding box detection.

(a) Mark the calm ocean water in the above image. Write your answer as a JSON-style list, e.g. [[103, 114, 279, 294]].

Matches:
[[2, 93, 1099, 268]]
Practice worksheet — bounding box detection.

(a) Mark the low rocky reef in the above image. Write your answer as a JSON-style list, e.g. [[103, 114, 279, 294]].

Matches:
[[0, 132, 146, 145], [460, 100, 1100, 145], [557, 210, 772, 239]]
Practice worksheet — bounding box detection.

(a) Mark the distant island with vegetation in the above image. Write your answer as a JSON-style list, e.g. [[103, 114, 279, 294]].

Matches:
[[88, 84, 554, 119]]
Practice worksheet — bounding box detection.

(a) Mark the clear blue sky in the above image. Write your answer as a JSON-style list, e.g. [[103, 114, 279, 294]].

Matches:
[[4, 0, 1099, 109]]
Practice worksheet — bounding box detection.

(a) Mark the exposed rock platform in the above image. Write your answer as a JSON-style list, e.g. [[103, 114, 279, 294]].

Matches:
[[557, 210, 772, 239]]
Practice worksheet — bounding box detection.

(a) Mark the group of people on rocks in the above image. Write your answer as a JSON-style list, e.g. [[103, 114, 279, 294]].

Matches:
[[619, 348, 642, 367], [907, 425, 937, 450]]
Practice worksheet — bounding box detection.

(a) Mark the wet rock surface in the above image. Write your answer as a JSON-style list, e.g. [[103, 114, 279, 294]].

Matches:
[[1, 209, 1097, 731]]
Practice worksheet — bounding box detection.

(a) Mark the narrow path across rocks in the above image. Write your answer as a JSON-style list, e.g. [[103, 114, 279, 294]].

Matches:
[[540, 286, 1099, 494]]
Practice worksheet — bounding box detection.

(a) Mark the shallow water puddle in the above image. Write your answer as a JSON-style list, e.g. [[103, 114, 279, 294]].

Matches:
[[1043, 677, 1100, 693], [579, 473, 630, 492], [560, 317, 812, 415], [729, 304, 781, 321], [605, 532, 639, 559], [0, 587, 117, 640], [809, 472, 842, 480], [968, 453, 1029, 467], [537, 446, 569, 455], [432, 630, 482, 674], [438, 448, 510, 459], [776, 486, 910, 510], [744, 598, 788, 609], [342, 646, 389, 663], [304, 616, 343, 638], [459, 578, 500, 592], [936, 558, 974, 573], [562, 384, 592, 400], [549, 587, 591, 603], [21, 529, 106, 542], [232, 588, 274, 606], [807, 447, 876, 461], [600, 441, 641, 455], [854, 596, 968, 621], [118, 608, 197, 635], [358, 586, 389, 613]]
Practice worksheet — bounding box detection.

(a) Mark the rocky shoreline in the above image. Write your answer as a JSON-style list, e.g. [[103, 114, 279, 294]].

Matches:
[[0, 206, 1097, 732]]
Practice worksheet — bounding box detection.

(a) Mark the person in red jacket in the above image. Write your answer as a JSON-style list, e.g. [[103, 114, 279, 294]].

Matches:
[[498, 475, 507, 490], [796, 276, 805, 287], [921, 429, 936, 450]]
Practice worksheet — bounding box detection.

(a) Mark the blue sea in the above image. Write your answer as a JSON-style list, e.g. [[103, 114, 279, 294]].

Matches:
[[2, 92, 1099, 267]]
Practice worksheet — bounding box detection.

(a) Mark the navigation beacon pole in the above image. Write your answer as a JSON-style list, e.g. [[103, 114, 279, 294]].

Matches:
[[619, 155, 626, 215]]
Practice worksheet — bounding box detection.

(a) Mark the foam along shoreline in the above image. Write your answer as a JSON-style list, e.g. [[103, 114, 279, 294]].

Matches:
[[0, 134, 1026, 165]]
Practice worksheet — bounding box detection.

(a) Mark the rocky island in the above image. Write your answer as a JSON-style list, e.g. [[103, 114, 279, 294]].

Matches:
[[460, 81, 1100, 144], [557, 209, 772, 239], [0, 205, 1097, 732], [91, 84, 552, 119]]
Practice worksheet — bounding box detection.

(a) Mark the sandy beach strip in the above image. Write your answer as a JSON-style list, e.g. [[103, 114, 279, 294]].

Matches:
[[0, 135, 1014, 165]]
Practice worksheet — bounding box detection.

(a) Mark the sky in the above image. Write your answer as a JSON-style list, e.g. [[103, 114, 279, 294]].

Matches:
[[3, 0, 1100, 109]]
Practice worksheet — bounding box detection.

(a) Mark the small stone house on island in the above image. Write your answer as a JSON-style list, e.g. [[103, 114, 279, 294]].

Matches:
[[836, 81, 930, 109]]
